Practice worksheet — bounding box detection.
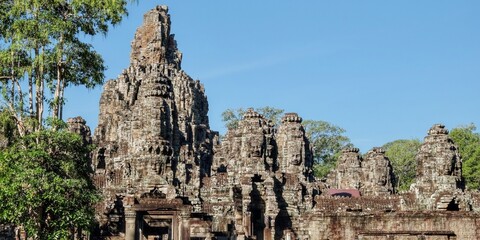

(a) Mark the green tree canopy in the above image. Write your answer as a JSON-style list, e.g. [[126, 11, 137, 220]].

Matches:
[[303, 120, 351, 179], [0, 0, 132, 135], [0, 1, 135, 238], [0, 127, 99, 239], [450, 124, 480, 190], [221, 107, 284, 129], [382, 139, 422, 192]]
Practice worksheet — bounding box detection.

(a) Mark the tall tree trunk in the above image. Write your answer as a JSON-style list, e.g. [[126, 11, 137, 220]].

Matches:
[[53, 66, 61, 119], [38, 71, 43, 130], [58, 79, 65, 120], [15, 54, 24, 113], [53, 35, 64, 120], [10, 54, 14, 109], [35, 47, 44, 131], [9, 51, 26, 136], [14, 77, 26, 137], [28, 71, 33, 117]]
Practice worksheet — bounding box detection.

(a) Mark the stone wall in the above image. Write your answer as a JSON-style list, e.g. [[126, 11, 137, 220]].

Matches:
[[305, 212, 479, 239]]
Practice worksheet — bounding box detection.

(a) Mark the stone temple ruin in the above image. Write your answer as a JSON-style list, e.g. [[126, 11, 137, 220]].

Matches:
[[74, 6, 480, 240]]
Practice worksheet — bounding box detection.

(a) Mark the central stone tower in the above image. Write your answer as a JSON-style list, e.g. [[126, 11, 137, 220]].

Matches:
[[92, 6, 217, 238]]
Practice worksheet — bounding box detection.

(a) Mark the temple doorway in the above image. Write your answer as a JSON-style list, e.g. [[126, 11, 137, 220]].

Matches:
[[141, 214, 173, 240]]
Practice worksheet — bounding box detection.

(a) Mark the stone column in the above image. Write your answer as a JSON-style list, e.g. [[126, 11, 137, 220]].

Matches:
[[241, 184, 253, 238], [125, 209, 137, 240], [244, 211, 252, 237], [262, 215, 273, 240], [285, 231, 292, 240], [179, 210, 190, 239], [171, 215, 178, 240]]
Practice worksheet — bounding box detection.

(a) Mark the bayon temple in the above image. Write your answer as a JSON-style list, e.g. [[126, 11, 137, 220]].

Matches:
[[64, 6, 480, 240]]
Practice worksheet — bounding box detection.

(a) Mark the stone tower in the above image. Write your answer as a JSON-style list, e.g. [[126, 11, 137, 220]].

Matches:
[[92, 6, 216, 236], [411, 124, 466, 210], [202, 110, 317, 240], [361, 147, 394, 196], [327, 147, 363, 190], [326, 147, 394, 196]]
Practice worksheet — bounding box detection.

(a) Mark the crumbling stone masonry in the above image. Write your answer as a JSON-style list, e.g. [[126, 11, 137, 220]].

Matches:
[[326, 147, 394, 197], [89, 5, 480, 240]]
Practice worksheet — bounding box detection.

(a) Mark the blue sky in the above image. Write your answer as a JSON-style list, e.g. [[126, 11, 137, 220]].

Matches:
[[63, 1, 480, 152]]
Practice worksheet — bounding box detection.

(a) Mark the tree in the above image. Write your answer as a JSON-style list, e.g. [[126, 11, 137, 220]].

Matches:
[[221, 108, 351, 178], [0, 110, 17, 148], [0, 1, 134, 238], [382, 139, 422, 192], [303, 120, 351, 178], [221, 107, 284, 129], [0, 0, 131, 134], [450, 124, 480, 190], [0, 126, 99, 239], [221, 108, 244, 130]]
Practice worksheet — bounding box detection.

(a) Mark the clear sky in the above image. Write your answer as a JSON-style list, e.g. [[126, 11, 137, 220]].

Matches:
[[63, 1, 480, 152]]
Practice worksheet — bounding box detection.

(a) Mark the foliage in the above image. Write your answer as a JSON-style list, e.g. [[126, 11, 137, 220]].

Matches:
[[450, 124, 480, 190], [256, 106, 285, 126], [221, 107, 284, 129], [382, 139, 422, 192], [312, 151, 342, 180], [221, 108, 243, 130], [0, 1, 135, 238], [0, 0, 131, 134], [0, 109, 17, 147], [303, 120, 351, 163], [0, 128, 99, 239], [303, 120, 351, 178]]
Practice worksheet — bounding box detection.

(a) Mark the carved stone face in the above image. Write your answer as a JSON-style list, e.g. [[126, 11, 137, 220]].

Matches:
[[288, 142, 303, 166], [289, 125, 304, 139], [442, 152, 456, 175], [377, 171, 387, 185], [291, 153, 302, 165], [251, 141, 263, 158]]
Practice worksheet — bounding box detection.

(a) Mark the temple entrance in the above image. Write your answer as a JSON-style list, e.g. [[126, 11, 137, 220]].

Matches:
[[140, 213, 173, 240]]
